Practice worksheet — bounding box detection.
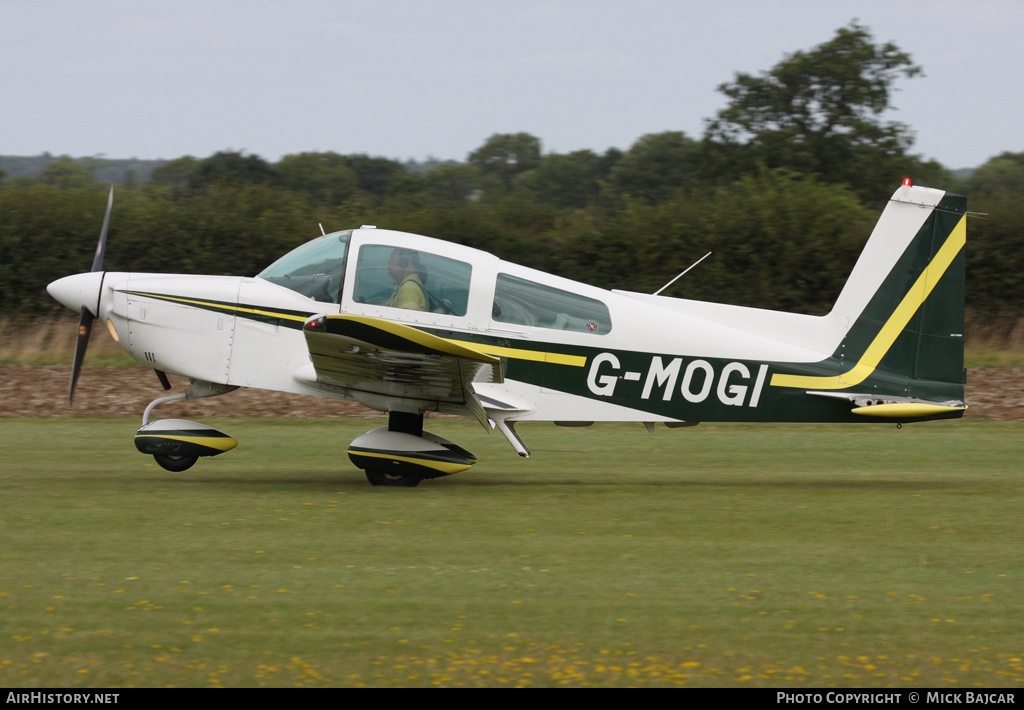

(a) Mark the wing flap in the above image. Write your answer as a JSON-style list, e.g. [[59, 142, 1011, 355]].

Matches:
[[302, 314, 502, 425]]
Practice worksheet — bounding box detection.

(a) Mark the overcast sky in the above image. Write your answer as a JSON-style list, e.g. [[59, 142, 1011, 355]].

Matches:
[[3, 0, 1021, 170]]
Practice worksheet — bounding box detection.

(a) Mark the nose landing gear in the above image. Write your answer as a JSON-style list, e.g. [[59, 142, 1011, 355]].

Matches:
[[135, 380, 238, 471], [135, 418, 237, 471]]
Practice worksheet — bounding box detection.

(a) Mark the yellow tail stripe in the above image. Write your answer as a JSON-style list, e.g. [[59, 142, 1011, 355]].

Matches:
[[771, 216, 966, 390]]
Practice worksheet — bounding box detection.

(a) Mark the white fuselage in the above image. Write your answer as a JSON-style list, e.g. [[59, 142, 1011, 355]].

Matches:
[[88, 227, 828, 424]]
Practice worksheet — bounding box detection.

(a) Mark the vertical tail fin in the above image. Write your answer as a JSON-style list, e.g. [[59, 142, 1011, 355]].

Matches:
[[835, 184, 966, 387], [773, 183, 966, 408]]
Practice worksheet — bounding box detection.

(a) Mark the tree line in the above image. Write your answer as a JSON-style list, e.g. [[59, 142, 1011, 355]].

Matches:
[[2, 23, 1021, 325]]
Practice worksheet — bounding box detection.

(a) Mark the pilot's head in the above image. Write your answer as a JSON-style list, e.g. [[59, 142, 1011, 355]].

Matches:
[[388, 248, 425, 284]]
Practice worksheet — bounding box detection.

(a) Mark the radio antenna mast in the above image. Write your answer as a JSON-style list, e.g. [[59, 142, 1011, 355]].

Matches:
[[653, 252, 712, 296]]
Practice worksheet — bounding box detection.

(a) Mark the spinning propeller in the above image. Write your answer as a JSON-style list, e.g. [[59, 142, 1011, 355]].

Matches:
[[68, 186, 112, 404], [48, 187, 173, 404]]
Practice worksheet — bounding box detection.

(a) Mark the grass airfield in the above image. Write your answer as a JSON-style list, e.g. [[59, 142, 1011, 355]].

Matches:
[[1, 417, 1022, 687]]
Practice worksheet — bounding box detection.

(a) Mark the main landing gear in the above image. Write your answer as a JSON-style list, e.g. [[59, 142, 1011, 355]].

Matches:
[[348, 411, 478, 487]]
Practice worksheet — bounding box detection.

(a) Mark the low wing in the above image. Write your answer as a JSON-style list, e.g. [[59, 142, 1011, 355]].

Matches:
[[302, 314, 503, 426]]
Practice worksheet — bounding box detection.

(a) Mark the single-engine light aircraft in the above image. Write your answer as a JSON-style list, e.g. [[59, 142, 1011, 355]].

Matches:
[[48, 181, 967, 486]]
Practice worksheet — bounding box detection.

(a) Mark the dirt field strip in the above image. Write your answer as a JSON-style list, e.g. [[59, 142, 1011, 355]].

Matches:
[[1, 365, 1021, 420]]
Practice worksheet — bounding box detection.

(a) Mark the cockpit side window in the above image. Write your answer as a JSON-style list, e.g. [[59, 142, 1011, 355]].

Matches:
[[492, 273, 611, 334], [353, 245, 472, 317], [257, 230, 351, 303]]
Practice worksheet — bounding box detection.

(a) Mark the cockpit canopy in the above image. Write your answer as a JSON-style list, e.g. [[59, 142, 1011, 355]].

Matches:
[[257, 227, 612, 335]]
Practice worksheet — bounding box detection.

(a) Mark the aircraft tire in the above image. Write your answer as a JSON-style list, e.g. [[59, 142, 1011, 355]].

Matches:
[[154, 454, 199, 472], [364, 469, 422, 487]]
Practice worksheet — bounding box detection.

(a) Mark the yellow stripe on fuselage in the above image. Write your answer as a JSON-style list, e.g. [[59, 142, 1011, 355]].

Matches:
[[130, 293, 587, 368], [771, 216, 966, 390], [331, 315, 500, 364], [448, 341, 587, 368], [336, 314, 585, 367], [128, 292, 309, 323]]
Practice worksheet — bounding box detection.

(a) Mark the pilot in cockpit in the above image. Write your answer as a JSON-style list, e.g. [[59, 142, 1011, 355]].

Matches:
[[385, 247, 429, 311]]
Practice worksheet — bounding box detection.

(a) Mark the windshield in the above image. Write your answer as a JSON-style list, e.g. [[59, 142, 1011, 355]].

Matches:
[[257, 230, 351, 303]]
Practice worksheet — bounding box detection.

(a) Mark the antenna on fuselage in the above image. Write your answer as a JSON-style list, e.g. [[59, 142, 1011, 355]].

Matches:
[[653, 251, 712, 296], [319, 223, 326, 236]]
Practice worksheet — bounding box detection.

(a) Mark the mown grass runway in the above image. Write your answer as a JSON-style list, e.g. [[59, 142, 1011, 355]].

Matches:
[[2, 418, 1022, 687]]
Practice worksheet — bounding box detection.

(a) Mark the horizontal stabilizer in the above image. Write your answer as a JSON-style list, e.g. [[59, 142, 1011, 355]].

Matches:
[[806, 390, 966, 420], [850, 402, 966, 418]]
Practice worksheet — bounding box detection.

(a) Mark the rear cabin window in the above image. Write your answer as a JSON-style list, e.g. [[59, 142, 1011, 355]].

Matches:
[[353, 245, 472, 316], [492, 273, 611, 334]]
